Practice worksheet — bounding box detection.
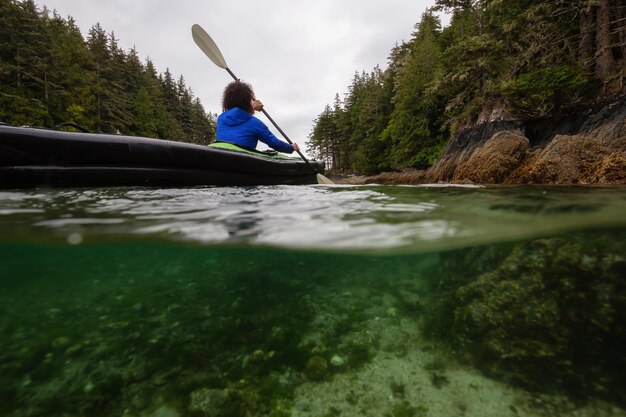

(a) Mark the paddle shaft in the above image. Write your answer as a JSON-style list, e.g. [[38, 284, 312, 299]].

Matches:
[[223, 67, 318, 173]]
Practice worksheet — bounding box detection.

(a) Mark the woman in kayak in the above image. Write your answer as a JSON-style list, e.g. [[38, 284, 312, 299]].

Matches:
[[216, 81, 300, 154]]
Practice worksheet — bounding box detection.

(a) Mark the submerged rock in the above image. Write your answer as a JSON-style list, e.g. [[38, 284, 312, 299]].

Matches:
[[51, 336, 71, 349], [305, 356, 328, 380], [145, 405, 180, 417], [330, 355, 345, 367], [64, 344, 83, 356], [189, 388, 230, 417], [428, 237, 626, 403]]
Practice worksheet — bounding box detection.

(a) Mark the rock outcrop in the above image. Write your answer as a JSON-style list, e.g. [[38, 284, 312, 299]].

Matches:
[[359, 97, 626, 185], [424, 237, 626, 403]]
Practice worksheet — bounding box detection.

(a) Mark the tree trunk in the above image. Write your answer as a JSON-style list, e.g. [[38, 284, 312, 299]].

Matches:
[[44, 71, 49, 107], [579, 0, 596, 72], [16, 49, 21, 88], [618, 0, 626, 68], [595, 0, 614, 79]]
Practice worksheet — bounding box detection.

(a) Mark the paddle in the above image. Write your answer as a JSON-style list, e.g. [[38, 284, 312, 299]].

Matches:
[[191, 24, 334, 185]]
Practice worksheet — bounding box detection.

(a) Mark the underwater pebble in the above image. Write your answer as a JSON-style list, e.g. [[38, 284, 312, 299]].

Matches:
[[107, 321, 130, 329], [20, 376, 31, 387], [330, 355, 345, 367], [66, 232, 83, 245], [306, 356, 328, 380], [152, 374, 168, 387], [189, 388, 229, 417], [65, 344, 83, 355], [84, 380, 94, 393], [91, 344, 109, 357], [242, 355, 250, 369], [148, 405, 180, 417], [47, 308, 61, 316], [52, 336, 71, 349]]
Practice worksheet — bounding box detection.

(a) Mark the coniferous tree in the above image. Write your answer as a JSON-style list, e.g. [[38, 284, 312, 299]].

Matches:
[[0, 0, 215, 141], [307, 104, 340, 169], [383, 12, 445, 168], [308, 0, 624, 175]]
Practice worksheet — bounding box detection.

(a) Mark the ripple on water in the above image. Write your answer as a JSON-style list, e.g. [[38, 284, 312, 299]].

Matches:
[[0, 185, 624, 252]]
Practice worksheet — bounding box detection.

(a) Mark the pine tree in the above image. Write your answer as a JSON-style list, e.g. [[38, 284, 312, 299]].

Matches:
[[309, 0, 622, 175], [383, 12, 445, 168], [0, 1, 215, 139]]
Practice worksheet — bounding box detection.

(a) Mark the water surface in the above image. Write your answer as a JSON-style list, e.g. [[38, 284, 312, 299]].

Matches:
[[1, 184, 624, 250]]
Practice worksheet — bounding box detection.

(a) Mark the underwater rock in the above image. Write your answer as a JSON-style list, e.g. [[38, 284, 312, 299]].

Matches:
[[305, 356, 328, 380], [84, 380, 95, 393], [396, 289, 424, 314], [330, 355, 345, 367], [428, 237, 626, 403], [51, 336, 71, 349], [189, 388, 230, 417], [145, 405, 180, 417], [429, 372, 449, 389], [422, 352, 448, 372], [242, 349, 276, 371], [64, 344, 83, 356], [390, 399, 428, 417]]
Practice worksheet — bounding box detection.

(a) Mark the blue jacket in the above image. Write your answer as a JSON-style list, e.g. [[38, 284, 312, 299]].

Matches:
[[216, 107, 295, 153]]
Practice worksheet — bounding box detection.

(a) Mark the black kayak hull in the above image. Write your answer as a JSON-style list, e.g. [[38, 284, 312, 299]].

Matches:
[[0, 125, 324, 188]]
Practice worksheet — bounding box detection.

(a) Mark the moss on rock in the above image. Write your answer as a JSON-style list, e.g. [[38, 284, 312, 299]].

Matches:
[[424, 237, 626, 404]]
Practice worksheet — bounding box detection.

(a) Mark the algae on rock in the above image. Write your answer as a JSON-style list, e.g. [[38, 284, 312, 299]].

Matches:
[[423, 237, 626, 404]]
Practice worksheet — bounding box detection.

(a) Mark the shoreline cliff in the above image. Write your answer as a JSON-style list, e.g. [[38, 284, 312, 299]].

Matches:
[[337, 97, 626, 185]]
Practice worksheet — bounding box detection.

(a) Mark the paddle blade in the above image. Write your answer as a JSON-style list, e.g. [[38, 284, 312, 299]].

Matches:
[[316, 173, 335, 185], [192, 24, 228, 69]]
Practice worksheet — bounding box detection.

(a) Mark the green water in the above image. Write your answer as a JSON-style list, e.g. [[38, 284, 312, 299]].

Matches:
[[0, 185, 625, 417]]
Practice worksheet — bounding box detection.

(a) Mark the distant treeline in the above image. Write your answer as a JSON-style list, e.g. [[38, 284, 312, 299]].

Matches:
[[0, 0, 214, 143], [308, 0, 626, 174]]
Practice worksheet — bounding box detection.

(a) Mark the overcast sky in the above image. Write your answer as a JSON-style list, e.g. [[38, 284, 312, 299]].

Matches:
[[38, 0, 447, 148]]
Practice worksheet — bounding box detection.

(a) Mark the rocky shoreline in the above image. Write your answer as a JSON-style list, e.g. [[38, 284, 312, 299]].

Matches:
[[335, 98, 626, 185]]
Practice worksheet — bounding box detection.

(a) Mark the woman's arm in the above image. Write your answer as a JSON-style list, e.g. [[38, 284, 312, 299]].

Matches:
[[256, 121, 296, 153]]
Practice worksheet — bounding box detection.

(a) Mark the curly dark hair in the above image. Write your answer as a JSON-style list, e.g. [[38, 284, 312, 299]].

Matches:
[[222, 81, 254, 113]]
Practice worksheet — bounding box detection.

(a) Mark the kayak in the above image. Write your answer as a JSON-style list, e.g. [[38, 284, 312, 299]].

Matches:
[[0, 124, 325, 188]]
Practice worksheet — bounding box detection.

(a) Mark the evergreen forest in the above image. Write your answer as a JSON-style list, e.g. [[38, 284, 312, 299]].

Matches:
[[2, 0, 625, 163], [0, 0, 214, 144], [307, 0, 626, 174]]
